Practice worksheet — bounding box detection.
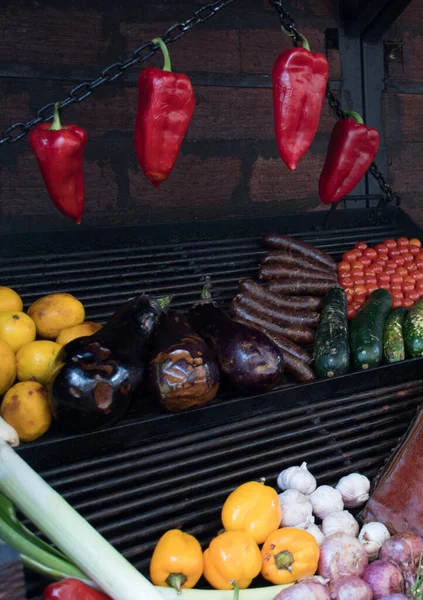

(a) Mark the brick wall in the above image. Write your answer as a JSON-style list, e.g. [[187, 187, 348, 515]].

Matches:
[[0, 0, 342, 233]]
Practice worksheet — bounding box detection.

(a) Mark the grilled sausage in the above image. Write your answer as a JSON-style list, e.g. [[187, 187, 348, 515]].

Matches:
[[263, 233, 336, 271], [231, 299, 315, 346], [259, 263, 337, 283], [233, 294, 320, 328], [261, 251, 330, 275], [231, 306, 311, 362], [239, 280, 324, 311], [283, 350, 316, 382], [267, 279, 336, 297]]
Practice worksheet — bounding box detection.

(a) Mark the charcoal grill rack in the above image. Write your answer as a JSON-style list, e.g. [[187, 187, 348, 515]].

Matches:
[[2, 204, 423, 597]]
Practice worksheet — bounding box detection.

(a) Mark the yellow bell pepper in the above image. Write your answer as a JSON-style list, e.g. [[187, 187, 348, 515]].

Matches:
[[149, 529, 203, 592], [221, 479, 282, 544], [261, 527, 320, 585], [203, 531, 262, 599]]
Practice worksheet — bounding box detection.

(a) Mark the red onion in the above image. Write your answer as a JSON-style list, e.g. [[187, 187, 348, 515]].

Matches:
[[363, 559, 404, 599], [273, 581, 330, 600], [380, 532, 423, 590], [329, 575, 373, 600], [318, 533, 368, 581], [379, 596, 410, 599]]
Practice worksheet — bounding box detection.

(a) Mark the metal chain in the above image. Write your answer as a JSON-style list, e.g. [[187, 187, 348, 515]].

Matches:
[[269, 0, 399, 207], [0, 0, 235, 146]]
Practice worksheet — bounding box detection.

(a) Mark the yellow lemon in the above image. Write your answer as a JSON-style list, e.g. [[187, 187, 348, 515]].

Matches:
[[0, 311, 36, 352], [56, 321, 102, 346], [1, 381, 52, 442], [0, 339, 16, 395], [28, 293, 85, 340], [16, 341, 62, 385], [0, 286, 23, 312]]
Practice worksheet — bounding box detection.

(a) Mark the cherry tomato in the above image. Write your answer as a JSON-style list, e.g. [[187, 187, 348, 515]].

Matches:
[[403, 282, 415, 294], [366, 284, 378, 295], [389, 249, 400, 258], [385, 268, 396, 276], [415, 260, 423, 270], [397, 237, 409, 248], [409, 245, 420, 256], [347, 307, 357, 320], [363, 248, 378, 260], [372, 264, 383, 274], [404, 254, 414, 265], [360, 257, 372, 268], [413, 271, 423, 281], [338, 272, 351, 282], [392, 299, 403, 309], [410, 238, 422, 248], [355, 241, 368, 251], [345, 292, 353, 304], [379, 283, 391, 291], [342, 250, 357, 263], [404, 275, 416, 285], [374, 258, 387, 267], [416, 253, 423, 262], [408, 291, 420, 302], [399, 247, 410, 255], [338, 261, 351, 272], [354, 284, 367, 295], [416, 280, 423, 292], [394, 256, 405, 267], [385, 239, 397, 249], [350, 260, 364, 270], [377, 274, 390, 285], [391, 274, 403, 285], [403, 298, 414, 308], [390, 284, 402, 293], [365, 277, 378, 285], [408, 263, 417, 273], [364, 267, 376, 276], [353, 301, 365, 312], [396, 267, 408, 276], [392, 291, 404, 301], [352, 276, 365, 285], [342, 277, 353, 287], [375, 243, 389, 254]]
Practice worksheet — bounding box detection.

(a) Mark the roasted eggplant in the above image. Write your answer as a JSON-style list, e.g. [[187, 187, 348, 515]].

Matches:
[[189, 281, 284, 393], [49, 295, 170, 432], [148, 310, 220, 412]]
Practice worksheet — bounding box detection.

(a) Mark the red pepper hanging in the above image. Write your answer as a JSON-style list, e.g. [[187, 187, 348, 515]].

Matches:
[[134, 38, 196, 187], [29, 104, 88, 224], [272, 38, 329, 171], [43, 579, 111, 600], [319, 111, 380, 204]]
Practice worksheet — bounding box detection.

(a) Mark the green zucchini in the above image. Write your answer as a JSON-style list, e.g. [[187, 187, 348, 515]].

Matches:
[[404, 298, 423, 357], [350, 289, 392, 370], [383, 307, 408, 364], [313, 287, 349, 378]]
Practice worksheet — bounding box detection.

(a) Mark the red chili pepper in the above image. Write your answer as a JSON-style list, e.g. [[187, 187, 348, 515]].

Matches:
[[272, 39, 329, 171], [319, 111, 380, 204], [134, 38, 196, 187], [29, 104, 88, 224], [43, 579, 111, 600]]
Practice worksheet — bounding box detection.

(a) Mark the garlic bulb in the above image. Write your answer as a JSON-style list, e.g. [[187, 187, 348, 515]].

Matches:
[[335, 473, 370, 508], [304, 524, 325, 546], [321, 510, 359, 538], [309, 485, 344, 519], [0, 416, 19, 447], [358, 522, 391, 561], [277, 462, 317, 495], [278, 489, 315, 529]]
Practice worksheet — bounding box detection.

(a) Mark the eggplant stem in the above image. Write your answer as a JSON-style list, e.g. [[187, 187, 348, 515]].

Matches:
[[165, 573, 187, 594]]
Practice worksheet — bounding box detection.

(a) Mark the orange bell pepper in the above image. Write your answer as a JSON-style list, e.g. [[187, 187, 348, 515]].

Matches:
[[221, 479, 282, 544], [149, 529, 203, 592], [261, 527, 320, 585], [203, 531, 261, 599]]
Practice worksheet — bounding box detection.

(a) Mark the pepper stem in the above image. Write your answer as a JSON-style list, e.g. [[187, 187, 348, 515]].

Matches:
[[298, 35, 311, 52], [275, 550, 294, 571], [152, 37, 172, 72], [156, 295, 173, 310], [165, 573, 187, 595], [230, 581, 240, 600], [50, 103, 62, 131], [344, 110, 365, 124]]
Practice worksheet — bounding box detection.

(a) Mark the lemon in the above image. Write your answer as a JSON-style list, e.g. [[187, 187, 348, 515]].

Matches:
[[0, 311, 36, 352], [0, 286, 23, 312], [28, 293, 85, 340], [1, 381, 52, 442], [56, 321, 102, 346], [0, 339, 16, 395], [16, 341, 62, 385]]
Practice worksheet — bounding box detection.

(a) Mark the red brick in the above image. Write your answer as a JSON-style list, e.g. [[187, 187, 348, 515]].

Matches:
[[390, 144, 423, 194], [0, 7, 109, 65], [309, 0, 337, 18], [386, 33, 423, 83], [393, 2, 423, 29], [83, 160, 119, 214], [249, 152, 325, 205], [0, 88, 31, 130], [120, 23, 241, 74], [396, 94, 423, 143], [128, 155, 241, 208]]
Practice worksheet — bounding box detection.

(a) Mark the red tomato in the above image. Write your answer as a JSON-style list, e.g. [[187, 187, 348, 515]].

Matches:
[[409, 245, 420, 256], [342, 277, 353, 287], [355, 241, 368, 251], [354, 250, 363, 259], [416, 253, 423, 262], [347, 307, 357, 320], [360, 257, 372, 268], [354, 284, 367, 296], [416, 280, 423, 292], [377, 274, 390, 285], [363, 248, 378, 260], [399, 247, 410, 255], [374, 258, 387, 267], [375, 243, 389, 254], [408, 263, 417, 273], [365, 277, 378, 285], [352, 277, 366, 286], [403, 282, 415, 294], [403, 298, 414, 308], [396, 267, 408, 276], [397, 237, 409, 247], [366, 284, 378, 295], [372, 264, 383, 274], [338, 261, 351, 272], [392, 291, 404, 301], [390, 284, 402, 292], [413, 271, 423, 281], [385, 239, 397, 249], [342, 250, 357, 263], [379, 283, 391, 291], [338, 273, 351, 283], [408, 291, 420, 302], [364, 267, 376, 276], [416, 261, 423, 270], [389, 249, 400, 258], [394, 256, 405, 267], [385, 268, 396, 276], [410, 238, 422, 248], [404, 275, 416, 285], [404, 254, 414, 264], [391, 274, 403, 285]]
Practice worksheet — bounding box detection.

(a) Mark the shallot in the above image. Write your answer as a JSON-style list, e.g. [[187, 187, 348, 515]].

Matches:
[[272, 581, 330, 600], [329, 575, 373, 600], [363, 559, 404, 599], [318, 532, 368, 581], [380, 532, 423, 590]]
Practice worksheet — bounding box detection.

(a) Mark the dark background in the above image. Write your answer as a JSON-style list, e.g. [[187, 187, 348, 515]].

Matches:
[[0, 0, 421, 234]]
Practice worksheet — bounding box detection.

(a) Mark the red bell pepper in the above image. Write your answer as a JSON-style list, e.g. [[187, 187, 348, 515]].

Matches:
[[319, 111, 380, 204], [134, 38, 196, 187], [272, 39, 329, 171], [43, 579, 111, 600], [29, 104, 88, 224]]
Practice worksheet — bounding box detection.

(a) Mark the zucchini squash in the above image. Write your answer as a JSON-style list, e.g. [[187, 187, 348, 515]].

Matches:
[[404, 298, 423, 357], [313, 287, 349, 378], [383, 307, 408, 364]]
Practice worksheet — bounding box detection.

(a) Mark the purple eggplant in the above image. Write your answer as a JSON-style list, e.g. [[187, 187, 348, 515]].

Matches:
[[189, 281, 284, 393], [49, 295, 171, 432], [148, 310, 220, 411]]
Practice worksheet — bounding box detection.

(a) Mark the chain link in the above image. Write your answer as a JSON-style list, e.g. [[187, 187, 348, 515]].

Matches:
[[0, 0, 235, 146], [268, 0, 303, 45]]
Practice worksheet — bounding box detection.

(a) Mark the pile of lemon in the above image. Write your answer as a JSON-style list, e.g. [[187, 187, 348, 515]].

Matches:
[[0, 287, 101, 444]]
